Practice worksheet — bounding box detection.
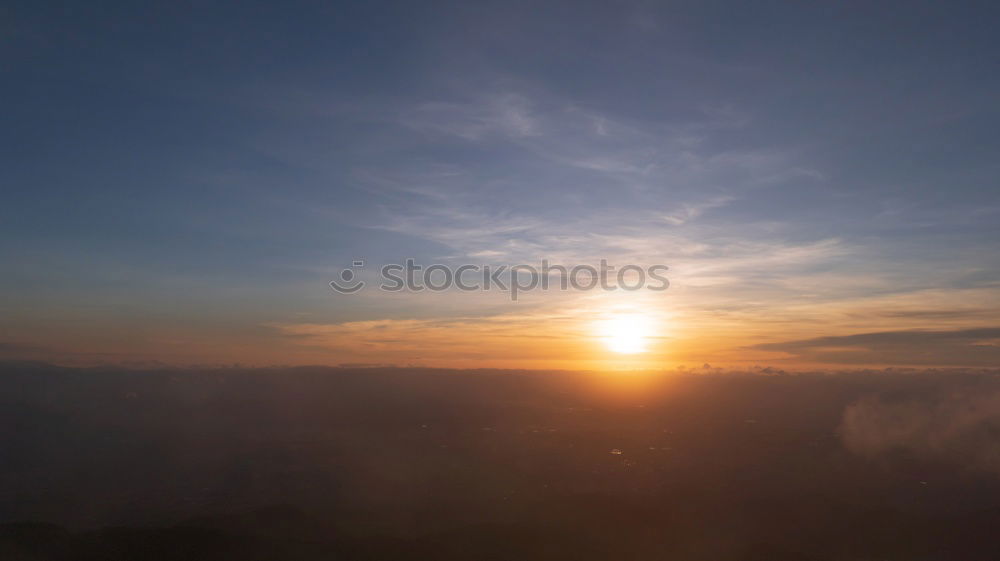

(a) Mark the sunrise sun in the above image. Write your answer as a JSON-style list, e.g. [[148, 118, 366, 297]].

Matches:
[[598, 313, 654, 354]]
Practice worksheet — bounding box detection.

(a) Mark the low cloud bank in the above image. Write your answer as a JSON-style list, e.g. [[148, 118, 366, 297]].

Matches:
[[841, 384, 1000, 473], [751, 327, 1000, 366]]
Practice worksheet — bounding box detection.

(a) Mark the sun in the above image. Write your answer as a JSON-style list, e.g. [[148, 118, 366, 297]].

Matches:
[[597, 313, 653, 354]]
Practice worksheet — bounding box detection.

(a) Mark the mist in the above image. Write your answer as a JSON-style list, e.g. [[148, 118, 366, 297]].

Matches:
[[4, 363, 1000, 560]]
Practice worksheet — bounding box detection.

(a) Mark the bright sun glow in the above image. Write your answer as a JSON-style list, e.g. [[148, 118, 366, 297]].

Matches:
[[598, 313, 654, 354]]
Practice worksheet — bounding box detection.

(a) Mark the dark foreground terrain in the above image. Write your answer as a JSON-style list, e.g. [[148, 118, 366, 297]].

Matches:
[[2, 362, 1000, 560]]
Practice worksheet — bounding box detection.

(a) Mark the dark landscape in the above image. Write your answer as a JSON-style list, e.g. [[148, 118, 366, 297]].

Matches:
[[3, 363, 1000, 560]]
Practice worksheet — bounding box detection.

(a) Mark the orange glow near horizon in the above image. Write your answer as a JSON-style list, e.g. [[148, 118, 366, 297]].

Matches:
[[13, 285, 992, 371]]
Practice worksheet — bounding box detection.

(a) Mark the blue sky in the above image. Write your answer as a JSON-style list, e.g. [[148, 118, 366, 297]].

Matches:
[[3, 1, 999, 367]]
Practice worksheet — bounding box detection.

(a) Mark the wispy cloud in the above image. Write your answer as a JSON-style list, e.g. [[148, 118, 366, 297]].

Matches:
[[402, 93, 540, 140]]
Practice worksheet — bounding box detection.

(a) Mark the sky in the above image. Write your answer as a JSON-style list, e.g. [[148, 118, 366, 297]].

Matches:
[[2, 1, 999, 369]]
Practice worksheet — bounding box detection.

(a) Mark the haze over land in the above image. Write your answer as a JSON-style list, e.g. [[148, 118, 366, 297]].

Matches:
[[4, 363, 1000, 560]]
